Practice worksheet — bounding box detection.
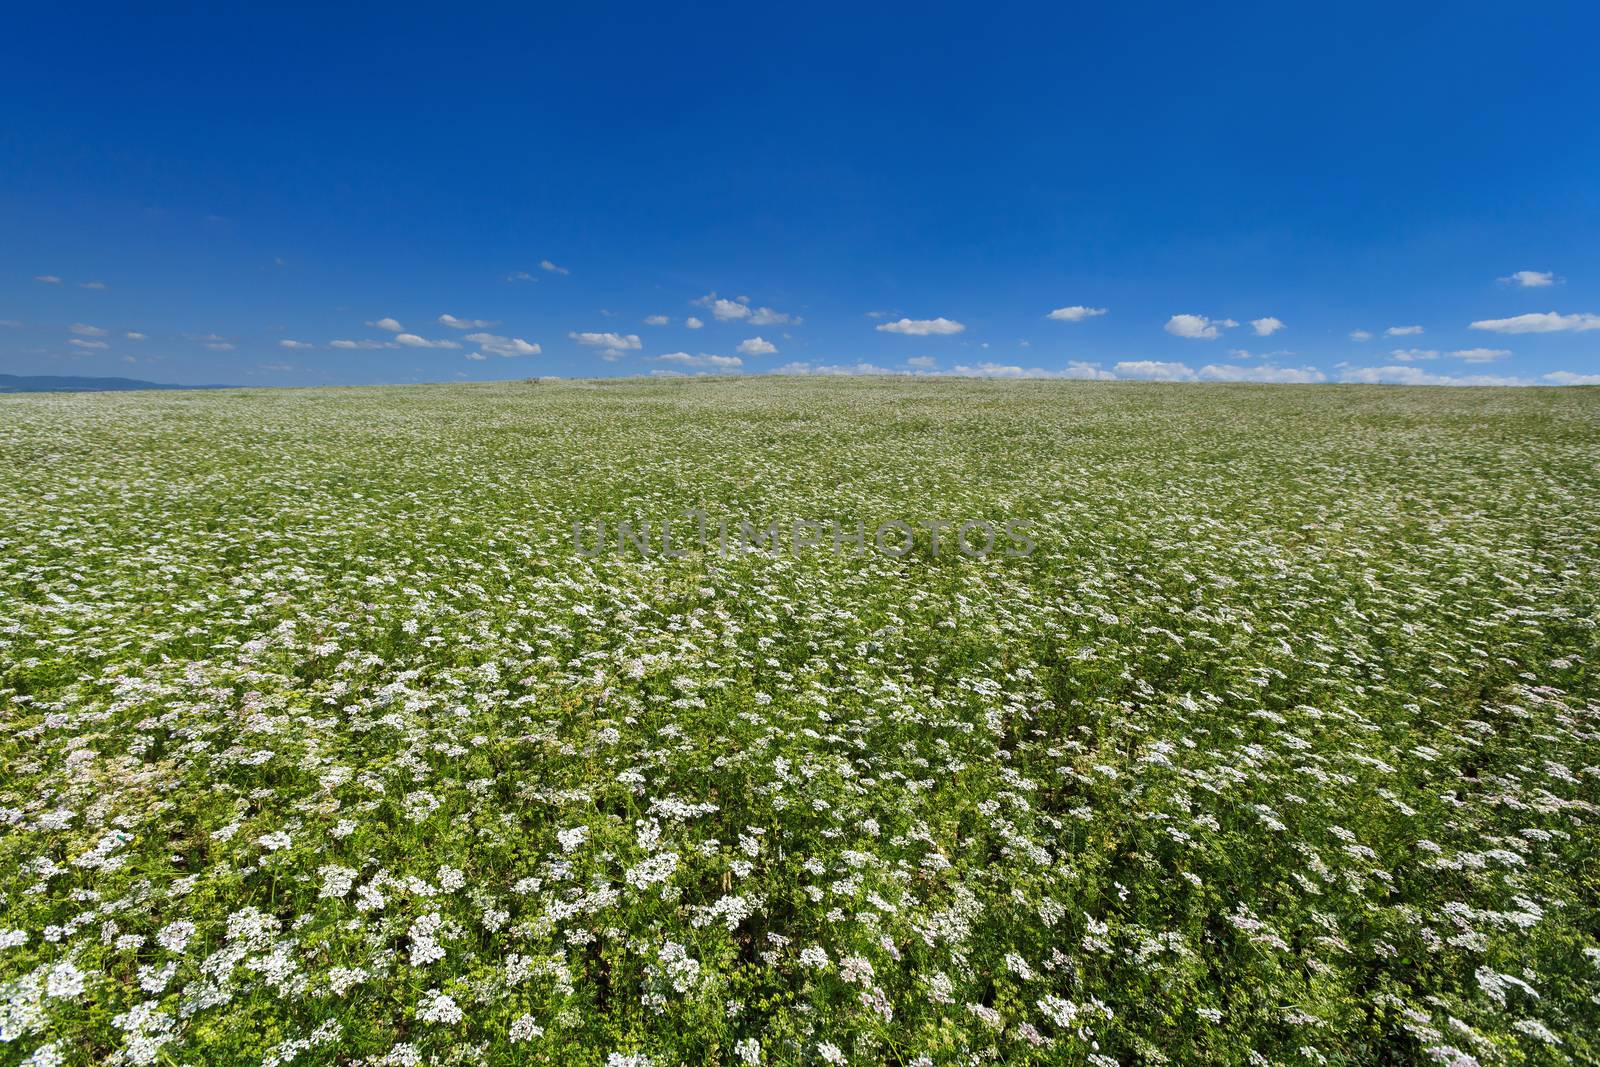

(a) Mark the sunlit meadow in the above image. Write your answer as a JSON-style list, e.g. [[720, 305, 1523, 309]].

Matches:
[[2, 377, 1598, 1066]]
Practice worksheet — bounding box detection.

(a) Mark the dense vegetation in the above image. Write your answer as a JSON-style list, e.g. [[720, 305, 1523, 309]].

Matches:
[[2, 378, 1597, 1066]]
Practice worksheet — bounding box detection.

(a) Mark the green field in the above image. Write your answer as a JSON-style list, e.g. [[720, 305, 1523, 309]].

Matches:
[[2, 379, 1598, 1066]]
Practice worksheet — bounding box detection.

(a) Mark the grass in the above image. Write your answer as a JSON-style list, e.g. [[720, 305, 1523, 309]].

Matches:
[[1, 377, 1597, 1066]]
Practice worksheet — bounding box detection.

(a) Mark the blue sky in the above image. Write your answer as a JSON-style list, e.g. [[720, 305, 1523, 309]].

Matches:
[[4, 2, 1599, 386]]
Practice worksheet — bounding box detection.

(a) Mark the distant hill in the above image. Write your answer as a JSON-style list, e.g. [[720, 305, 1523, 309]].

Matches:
[[0, 374, 237, 393]]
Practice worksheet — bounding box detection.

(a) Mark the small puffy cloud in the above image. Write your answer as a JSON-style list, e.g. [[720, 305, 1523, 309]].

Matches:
[[394, 333, 461, 349], [1047, 305, 1108, 322], [1199, 363, 1326, 384], [1350, 329, 1373, 341], [368, 317, 404, 332], [438, 314, 497, 330], [1390, 348, 1439, 361], [685, 316, 704, 329], [1384, 325, 1424, 336], [68, 338, 109, 349], [467, 332, 540, 357], [737, 337, 777, 355], [69, 323, 108, 336], [279, 340, 315, 350], [1543, 371, 1600, 385], [656, 352, 743, 369], [693, 293, 797, 325], [1164, 315, 1235, 340], [1499, 270, 1557, 288], [749, 306, 796, 326], [258, 362, 295, 373], [80, 281, 107, 290], [540, 259, 570, 275], [644, 315, 670, 326], [204, 342, 236, 351], [465, 352, 488, 361], [905, 356, 938, 368], [569, 331, 642, 350], [35, 274, 62, 284], [1249, 317, 1285, 337], [1115, 359, 1198, 380], [506, 271, 536, 283], [1469, 311, 1600, 333], [124, 331, 146, 340], [1452, 348, 1510, 363], [877, 316, 965, 336], [1338, 365, 1531, 386], [330, 339, 394, 349]]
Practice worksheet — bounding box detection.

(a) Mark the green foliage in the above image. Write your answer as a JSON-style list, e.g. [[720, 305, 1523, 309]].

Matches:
[[0, 378, 1597, 1066]]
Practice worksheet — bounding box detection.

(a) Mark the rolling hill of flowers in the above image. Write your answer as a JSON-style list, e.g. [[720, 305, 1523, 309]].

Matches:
[[2, 378, 1597, 1066]]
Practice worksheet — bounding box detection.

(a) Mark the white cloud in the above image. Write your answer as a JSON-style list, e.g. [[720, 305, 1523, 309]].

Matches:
[[1469, 311, 1600, 333], [655, 352, 743, 369], [438, 314, 497, 330], [465, 352, 488, 361], [772, 361, 892, 376], [330, 339, 394, 349], [1451, 348, 1510, 363], [279, 340, 315, 350], [80, 281, 106, 290], [1338, 365, 1531, 386], [1116, 359, 1199, 380], [1390, 348, 1439, 361], [204, 342, 236, 351], [124, 331, 146, 340], [1384, 325, 1424, 336], [1249, 316, 1285, 337], [694, 294, 750, 321], [368, 317, 404, 332], [737, 337, 777, 355], [466, 332, 540, 358], [69, 323, 108, 336], [644, 315, 670, 326], [68, 338, 109, 349], [1543, 371, 1600, 385], [35, 274, 61, 284], [905, 356, 937, 368], [1499, 270, 1557, 288], [1047, 305, 1107, 322], [1199, 363, 1326, 384], [506, 271, 536, 283], [394, 333, 462, 349], [569, 331, 642, 351], [685, 316, 704, 329], [540, 259, 570, 275], [877, 316, 965, 336], [258, 362, 295, 373], [1350, 329, 1373, 341], [950, 361, 1118, 380], [693, 293, 797, 325], [1164, 315, 1236, 340]]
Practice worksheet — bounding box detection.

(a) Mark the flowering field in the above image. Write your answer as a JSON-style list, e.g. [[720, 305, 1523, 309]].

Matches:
[[2, 378, 1598, 1067]]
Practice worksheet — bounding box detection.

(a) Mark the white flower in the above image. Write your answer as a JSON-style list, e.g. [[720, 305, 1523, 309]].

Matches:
[[417, 989, 463, 1025], [509, 1014, 544, 1041]]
